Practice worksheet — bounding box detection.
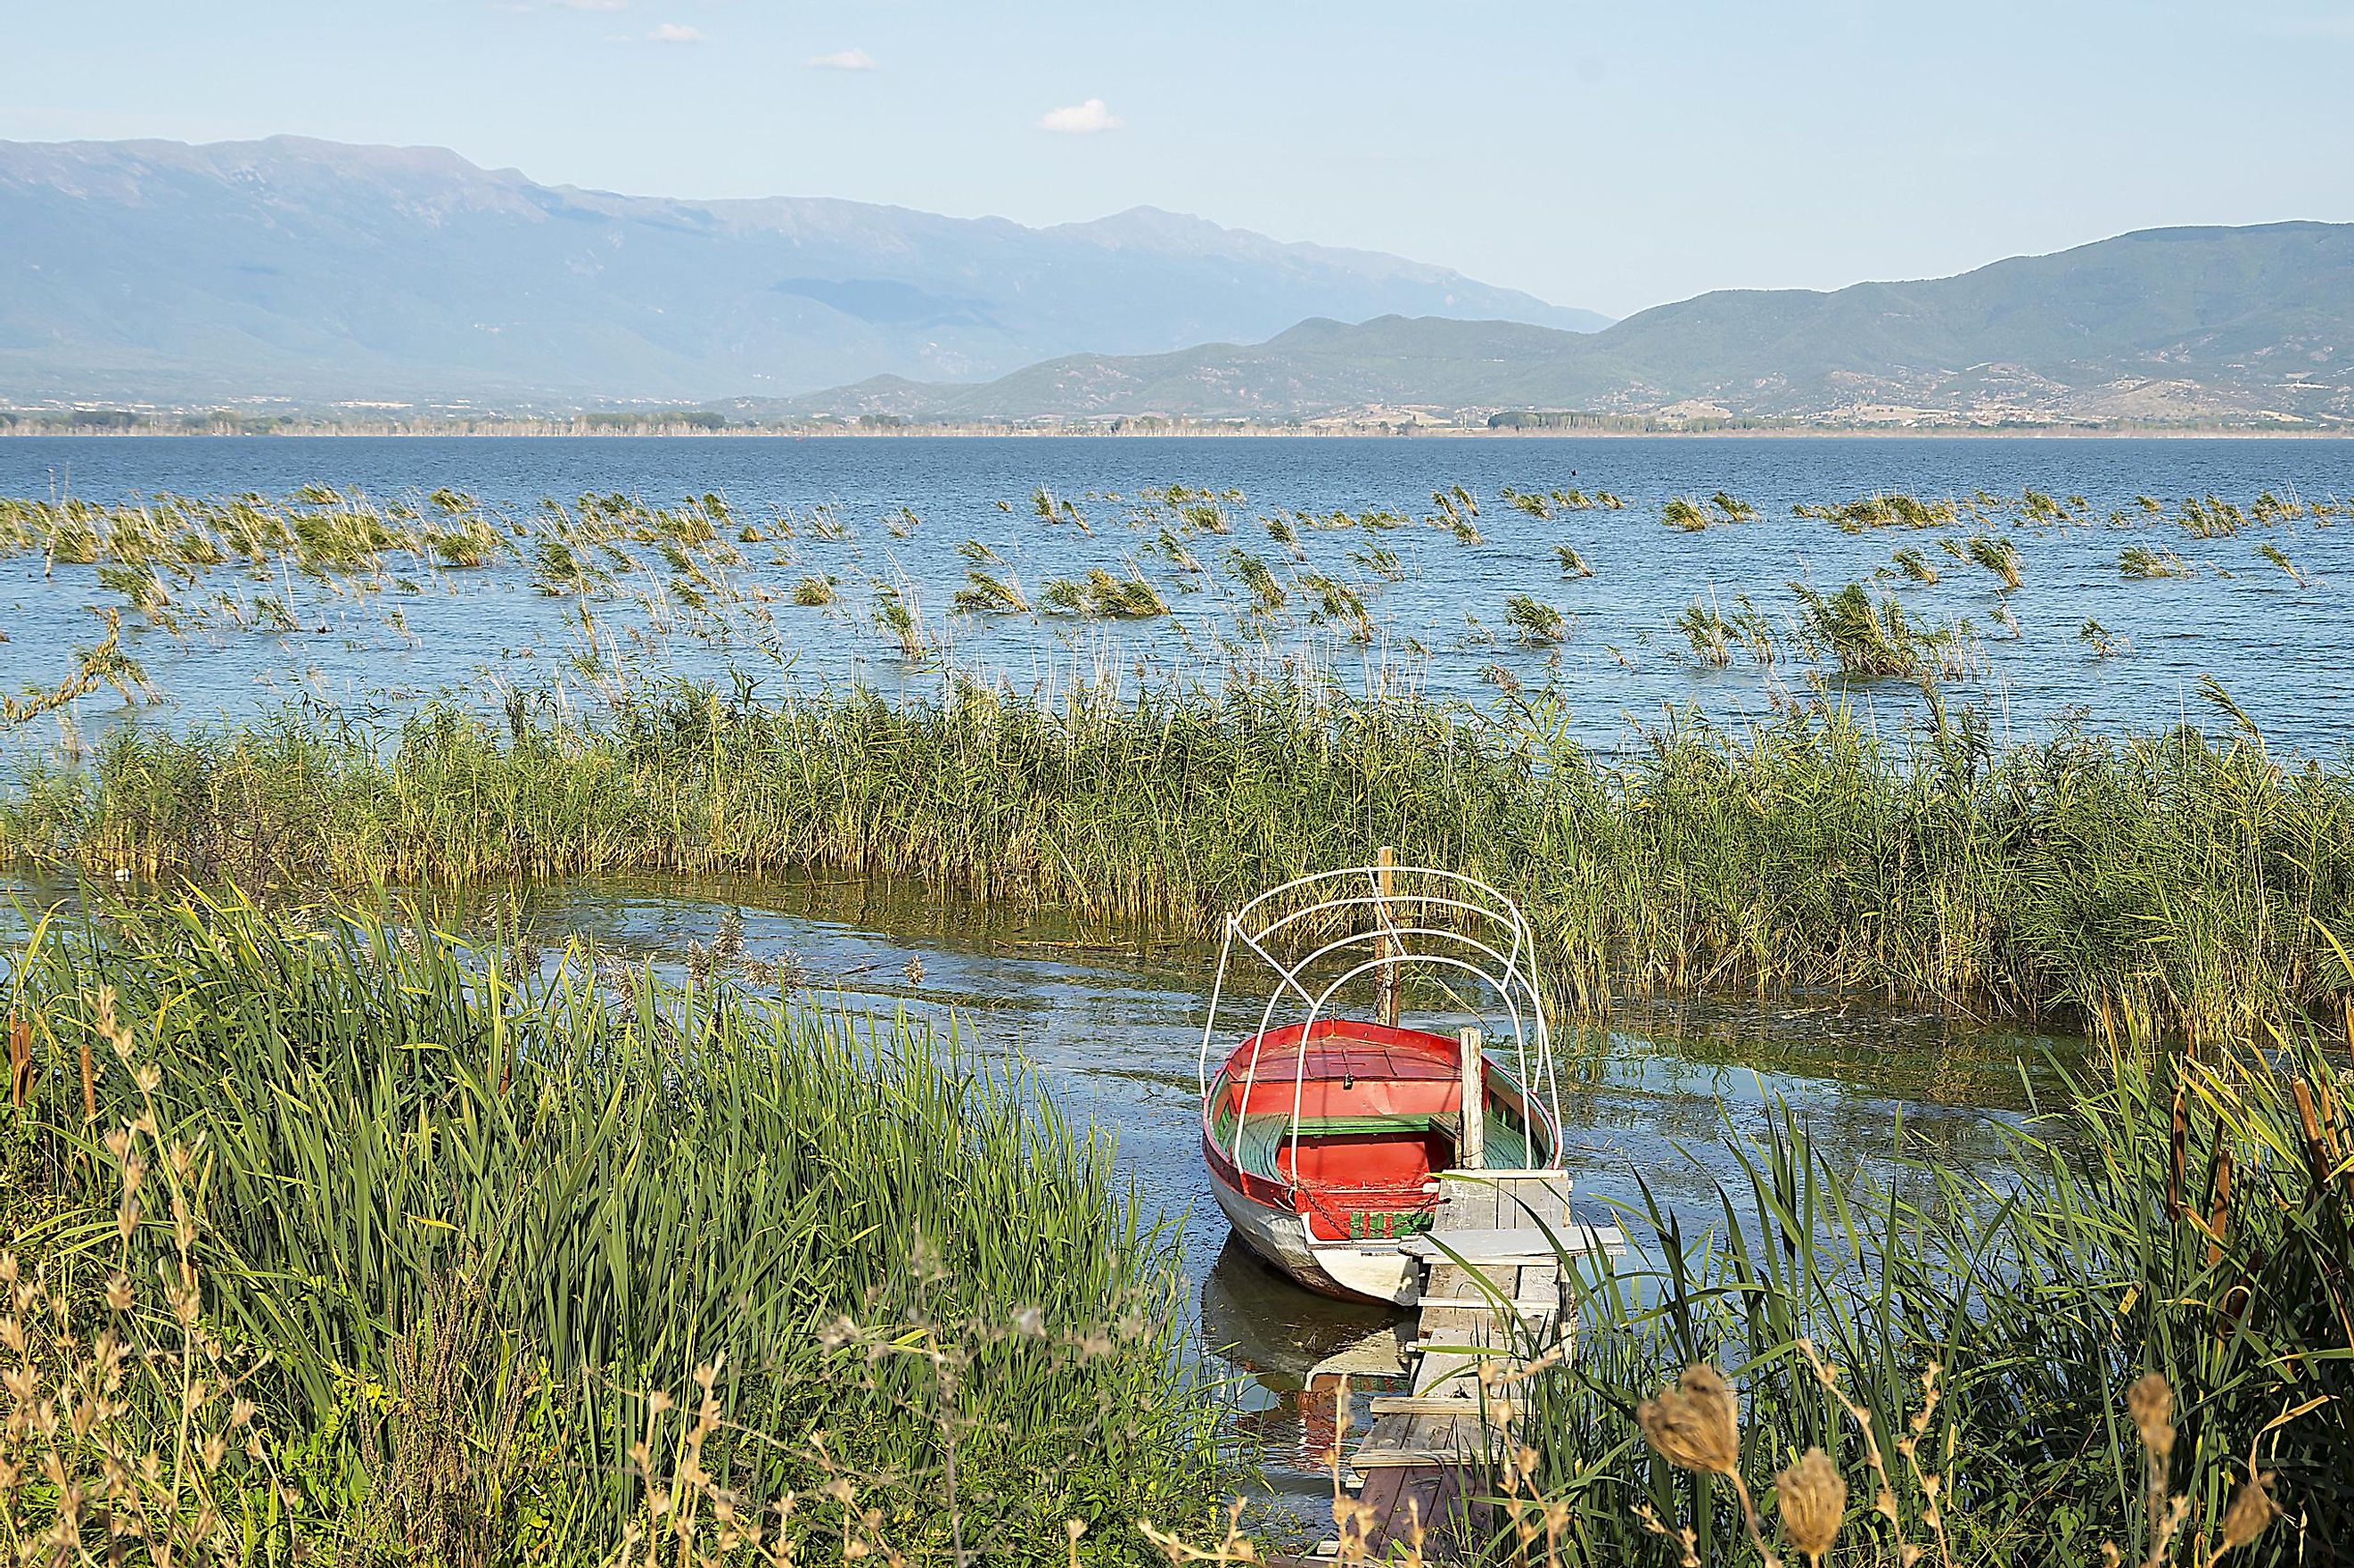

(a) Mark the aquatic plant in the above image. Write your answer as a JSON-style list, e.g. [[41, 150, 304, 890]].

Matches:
[[1502, 594, 1569, 645], [2080, 617, 2128, 659], [872, 582, 926, 658], [1298, 573, 1375, 641], [1080, 566, 1169, 619], [0, 609, 157, 731], [2180, 494, 2250, 539], [1556, 545, 1594, 579], [15, 675, 2350, 1039], [1787, 582, 1966, 678], [2256, 543, 2312, 587], [1674, 600, 1733, 668], [1675, 595, 1776, 669], [1349, 542, 1406, 582], [1963, 533, 2023, 589], [1889, 546, 1939, 584], [1222, 548, 1287, 613], [951, 570, 1032, 615], [2121, 546, 2194, 580], [1661, 497, 1712, 532], [1658, 493, 1757, 531], [1794, 493, 1957, 532]]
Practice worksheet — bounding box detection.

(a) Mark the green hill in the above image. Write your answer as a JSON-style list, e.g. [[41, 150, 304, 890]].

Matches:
[[773, 223, 2354, 427]]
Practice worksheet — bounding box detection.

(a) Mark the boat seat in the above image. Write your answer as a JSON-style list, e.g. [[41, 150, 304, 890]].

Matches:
[[1226, 1112, 1532, 1184]]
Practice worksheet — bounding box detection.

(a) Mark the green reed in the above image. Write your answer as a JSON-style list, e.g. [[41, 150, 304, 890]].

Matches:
[[2, 895, 1226, 1564], [5, 676, 2351, 1043], [1507, 1025, 2350, 1564]]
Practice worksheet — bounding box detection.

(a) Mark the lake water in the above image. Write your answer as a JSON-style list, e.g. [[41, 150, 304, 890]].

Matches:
[[3, 434, 2351, 755]]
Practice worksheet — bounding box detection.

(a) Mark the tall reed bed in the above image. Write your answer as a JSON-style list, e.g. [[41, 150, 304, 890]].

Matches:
[[8, 678, 2352, 1042], [1501, 1027, 2350, 1564], [1, 896, 1225, 1564]]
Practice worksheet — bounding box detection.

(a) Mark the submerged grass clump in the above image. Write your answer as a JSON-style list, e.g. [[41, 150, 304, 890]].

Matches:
[[1502, 594, 1570, 644], [1787, 582, 1975, 679], [2122, 546, 2195, 580], [8, 676, 2352, 1040], [0, 896, 1226, 1564]]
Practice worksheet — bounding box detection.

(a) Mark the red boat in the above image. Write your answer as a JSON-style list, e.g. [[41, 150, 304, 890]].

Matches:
[[1197, 860, 1565, 1305]]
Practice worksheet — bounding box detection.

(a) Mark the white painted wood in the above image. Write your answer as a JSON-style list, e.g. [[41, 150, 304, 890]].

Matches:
[[1401, 1225, 1624, 1264], [1456, 1026, 1485, 1170]]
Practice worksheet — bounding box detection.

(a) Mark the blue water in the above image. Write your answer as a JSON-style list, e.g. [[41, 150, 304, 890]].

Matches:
[[3, 434, 2350, 754]]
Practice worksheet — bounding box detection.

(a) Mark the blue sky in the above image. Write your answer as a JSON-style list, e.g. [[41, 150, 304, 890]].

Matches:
[[4, 0, 2350, 318]]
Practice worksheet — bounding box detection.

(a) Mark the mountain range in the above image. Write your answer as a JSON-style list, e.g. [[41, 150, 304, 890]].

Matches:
[[775, 223, 2354, 427], [0, 135, 1603, 406], [4, 137, 2347, 428]]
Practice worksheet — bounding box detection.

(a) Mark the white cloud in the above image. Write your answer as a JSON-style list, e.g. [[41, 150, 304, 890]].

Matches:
[[1037, 98, 1122, 135], [646, 21, 705, 42], [804, 47, 877, 71]]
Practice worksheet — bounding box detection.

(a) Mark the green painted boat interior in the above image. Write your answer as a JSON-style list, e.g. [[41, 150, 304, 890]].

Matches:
[[1210, 1104, 1542, 1184]]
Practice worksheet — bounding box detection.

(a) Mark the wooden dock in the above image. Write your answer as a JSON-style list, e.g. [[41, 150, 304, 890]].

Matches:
[[1316, 1171, 1619, 1564]]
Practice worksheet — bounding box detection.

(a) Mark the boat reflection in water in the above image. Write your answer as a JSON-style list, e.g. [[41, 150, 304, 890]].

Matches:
[[1197, 1237, 1410, 1505]]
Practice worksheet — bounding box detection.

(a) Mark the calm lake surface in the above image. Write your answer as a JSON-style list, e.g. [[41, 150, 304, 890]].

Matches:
[[3, 434, 2351, 754]]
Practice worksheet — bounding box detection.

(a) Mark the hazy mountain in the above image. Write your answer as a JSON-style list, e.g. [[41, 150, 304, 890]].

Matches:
[[777, 224, 2354, 426], [0, 135, 1606, 405]]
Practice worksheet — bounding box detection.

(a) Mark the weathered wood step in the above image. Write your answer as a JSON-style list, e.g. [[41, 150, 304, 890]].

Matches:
[[1351, 1446, 1497, 1468], [1415, 1294, 1558, 1314], [1403, 1227, 1621, 1265], [1369, 1393, 1518, 1417]]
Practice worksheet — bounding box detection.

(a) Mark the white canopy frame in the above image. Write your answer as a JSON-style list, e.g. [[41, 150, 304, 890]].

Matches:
[[1198, 863, 1563, 1189]]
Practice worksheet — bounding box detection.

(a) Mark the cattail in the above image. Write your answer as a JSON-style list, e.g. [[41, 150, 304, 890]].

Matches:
[[1638, 1363, 1740, 1474], [2218, 1472, 2278, 1552], [1775, 1448, 1845, 1564], [2126, 1372, 2176, 1457]]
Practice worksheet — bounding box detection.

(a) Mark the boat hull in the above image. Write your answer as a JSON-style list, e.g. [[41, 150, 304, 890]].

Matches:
[[1206, 1151, 1420, 1306]]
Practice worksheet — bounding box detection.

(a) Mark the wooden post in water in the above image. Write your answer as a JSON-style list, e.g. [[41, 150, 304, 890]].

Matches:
[[1377, 846, 1400, 1030], [1456, 1026, 1486, 1170]]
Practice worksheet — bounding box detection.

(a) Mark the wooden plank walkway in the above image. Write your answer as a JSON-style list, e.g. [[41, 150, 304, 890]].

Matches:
[[1313, 1170, 1621, 1564]]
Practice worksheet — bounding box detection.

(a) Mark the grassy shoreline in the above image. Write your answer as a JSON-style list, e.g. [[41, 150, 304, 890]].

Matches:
[[5, 677, 2350, 1041]]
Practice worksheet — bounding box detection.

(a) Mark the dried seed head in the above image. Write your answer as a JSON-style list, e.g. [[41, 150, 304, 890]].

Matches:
[[1776, 1448, 1846, 1561], [2219, 1472, 2278, 1552], [1637, 1363, 1740, 1474], [2126, 1372, 2176, 1457]]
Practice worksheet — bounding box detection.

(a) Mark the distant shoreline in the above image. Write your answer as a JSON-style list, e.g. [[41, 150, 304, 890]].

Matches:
[[4, 423, 2350, 440]]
